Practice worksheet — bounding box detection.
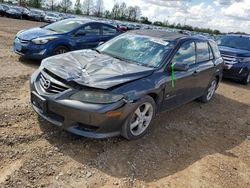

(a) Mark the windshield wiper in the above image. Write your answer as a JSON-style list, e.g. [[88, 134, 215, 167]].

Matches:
[[92, 48, 101, 54], [46, 28, 57, 32]]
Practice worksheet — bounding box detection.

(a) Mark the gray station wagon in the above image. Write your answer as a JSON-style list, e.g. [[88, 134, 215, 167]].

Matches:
[[30, 30, 223, 140]]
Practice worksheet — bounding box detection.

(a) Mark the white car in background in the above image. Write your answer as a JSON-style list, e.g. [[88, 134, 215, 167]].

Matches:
[[44, 12, 60, 23]]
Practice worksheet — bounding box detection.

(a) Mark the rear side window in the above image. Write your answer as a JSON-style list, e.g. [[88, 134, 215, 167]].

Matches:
[[209, 40, 221, 59], [196, 42, 210, 62], [103, 25, 117, 35], [172, 41, 196, 65]]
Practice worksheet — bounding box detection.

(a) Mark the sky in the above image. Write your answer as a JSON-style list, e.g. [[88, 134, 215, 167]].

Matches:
[[99, 0, 250, 33]]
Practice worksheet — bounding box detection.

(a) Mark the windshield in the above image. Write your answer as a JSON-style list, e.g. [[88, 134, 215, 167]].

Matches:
[[218, 35, 250, 51], [12, 7, 22, 12], [97, 34, 174, 68], [43, 19, 84, 33]]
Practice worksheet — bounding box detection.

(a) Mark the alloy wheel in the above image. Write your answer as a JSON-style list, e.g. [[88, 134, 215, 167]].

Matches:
[[55, 48, 67, 55], [246, 73, 250, 83], [129, 102, 154, 136], [206, 80, 217, 101]]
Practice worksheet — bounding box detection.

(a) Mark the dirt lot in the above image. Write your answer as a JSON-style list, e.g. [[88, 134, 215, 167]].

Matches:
[[0, 17, 250, 188]]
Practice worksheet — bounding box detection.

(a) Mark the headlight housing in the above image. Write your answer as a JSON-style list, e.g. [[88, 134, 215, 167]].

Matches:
[[239, 57, 250, 63], [70, 90, 124, 104], [32, 36, 58, 44]]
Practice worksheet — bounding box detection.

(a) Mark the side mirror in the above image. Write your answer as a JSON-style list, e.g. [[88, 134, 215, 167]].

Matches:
[[172, 63, 189, 71]]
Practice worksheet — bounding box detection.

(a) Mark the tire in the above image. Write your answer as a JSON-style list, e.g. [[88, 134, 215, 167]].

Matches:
[[53, 46, 69, 55], [198, 78, 217, 103], [121, 96, 156, 140], [242, 72, 250, 85]]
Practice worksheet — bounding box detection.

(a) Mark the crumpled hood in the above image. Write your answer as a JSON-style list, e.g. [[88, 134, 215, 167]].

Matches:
[[219, 46, 250, 57], [41, 50, 154, 89], [17, 27, 57, 40]]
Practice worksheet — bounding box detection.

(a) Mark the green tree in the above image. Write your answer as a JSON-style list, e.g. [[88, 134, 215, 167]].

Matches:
[[103, 10, 111, 18], [119, 2, 127, 20], [82, 0, 94, 16], [127, 6, 134, 21], [28, 0, 42, 8], [111, 3, 120, 19], [60, 0, 72, 13], [94, 0, 104, 17], [140, 16, 151, 24], [74, 0, 82, 14], [153, 21, 164, 26], [45, 0, 56, 11]]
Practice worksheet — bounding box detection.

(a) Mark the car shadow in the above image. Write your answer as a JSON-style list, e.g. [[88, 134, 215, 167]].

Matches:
[[38, 93, 250, 182], [222, 78, 250, 89], [18, 56, 41, 68]]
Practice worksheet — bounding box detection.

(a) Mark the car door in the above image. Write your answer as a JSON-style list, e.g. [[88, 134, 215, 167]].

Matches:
[[74, 23, 102, 50], [161, 40, 201, 111], [194, 41, 216, 96], [100, 24, 120, 42]]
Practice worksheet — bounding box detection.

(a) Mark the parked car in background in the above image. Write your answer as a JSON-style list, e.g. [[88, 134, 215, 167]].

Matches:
[[13, 18, 122, 60], [5, 6, 23, 19], [21, 7, 30, 19], [218, 34, 250, 84], [27, 9, 45, 21], [44, 12, 60, 23], [30, 30, 223, 140], [0, 5, 5, 16], [58, 13, 68, 20], [118, 24, 128, 31], [0, 4, 10, 16]]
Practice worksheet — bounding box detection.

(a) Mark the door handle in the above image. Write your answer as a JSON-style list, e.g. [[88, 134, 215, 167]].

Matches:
[[193, 69, 200, 75]]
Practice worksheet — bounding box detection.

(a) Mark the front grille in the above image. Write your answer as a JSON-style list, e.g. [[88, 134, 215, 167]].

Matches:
[[221, 54, 238, 65], [39, 71, 70, 94], [17, 37, 29, 44]]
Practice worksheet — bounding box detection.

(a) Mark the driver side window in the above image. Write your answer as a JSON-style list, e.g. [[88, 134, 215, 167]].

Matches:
[[172, 41, 196, 65], [83, 24, 101, 36], [75, 24, 101, 37]]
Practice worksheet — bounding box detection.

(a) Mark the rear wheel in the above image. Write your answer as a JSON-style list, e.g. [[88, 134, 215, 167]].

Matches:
[[53, 46, 69, 55], [198, 79, 217, 103], [121, 96, 155, 140], [242, 72, 250, 85]]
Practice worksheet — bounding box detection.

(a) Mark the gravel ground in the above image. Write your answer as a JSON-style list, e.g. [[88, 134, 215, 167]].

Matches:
[[0, 17, 250, 188]]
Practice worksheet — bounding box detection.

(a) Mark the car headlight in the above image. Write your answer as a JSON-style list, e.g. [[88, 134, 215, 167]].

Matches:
[[239, 57, 250, 63], [70, 90, 124, 104], [32, 36, 58, 44]]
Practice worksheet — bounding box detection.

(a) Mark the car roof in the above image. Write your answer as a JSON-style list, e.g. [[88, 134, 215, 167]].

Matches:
[[227, 34, 250, 38], [128, 30, 188, 41], [62, 18, 117, 26]]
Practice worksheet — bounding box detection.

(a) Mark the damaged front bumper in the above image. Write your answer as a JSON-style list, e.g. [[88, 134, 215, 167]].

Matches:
[[30, 70, 138, 139]]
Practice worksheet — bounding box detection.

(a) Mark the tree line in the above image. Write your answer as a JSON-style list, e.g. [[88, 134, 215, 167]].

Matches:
[[3, 0, 225, 35]]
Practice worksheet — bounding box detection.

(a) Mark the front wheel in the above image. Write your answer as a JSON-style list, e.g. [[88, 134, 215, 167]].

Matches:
[[242, 72, 250, 85], [53, 46, 69, 55], [121, 96, 155, 140], [198, 79, 217, 103]]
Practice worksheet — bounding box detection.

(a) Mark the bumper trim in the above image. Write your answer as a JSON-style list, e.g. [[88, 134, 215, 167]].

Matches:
[[32, 104, 121, 139]]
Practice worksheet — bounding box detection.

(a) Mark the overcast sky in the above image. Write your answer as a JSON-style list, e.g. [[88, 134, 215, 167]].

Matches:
[[96, 0, 250, 33]]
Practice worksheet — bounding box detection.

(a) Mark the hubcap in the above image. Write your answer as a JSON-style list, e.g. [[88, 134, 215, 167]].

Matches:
[[129, 102, 153, 136], [207, 80, 217, 101], [56, 48, 67, 55], [246, 74, 250, 83]]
